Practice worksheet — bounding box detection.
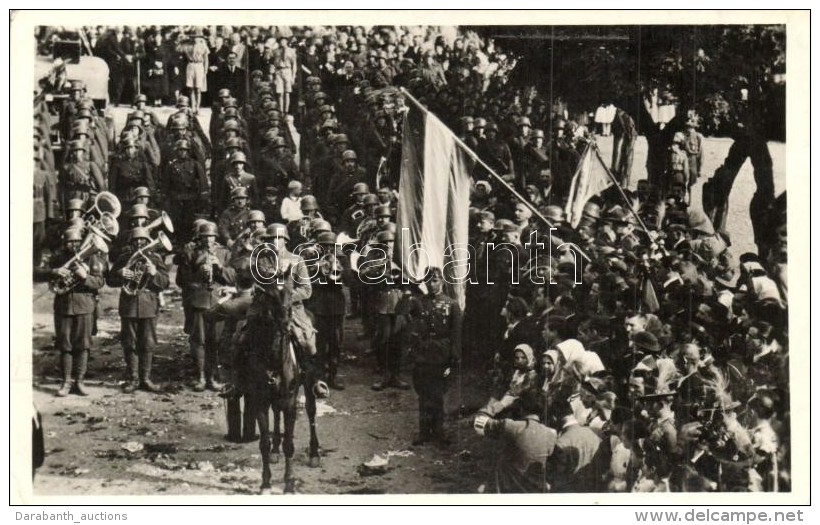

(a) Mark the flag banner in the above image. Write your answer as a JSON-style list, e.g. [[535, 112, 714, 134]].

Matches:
[[396, 103, 472, 308], [565, 144, 614, 228]]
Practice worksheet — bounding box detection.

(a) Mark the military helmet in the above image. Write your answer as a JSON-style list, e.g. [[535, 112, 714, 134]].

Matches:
[[128, 204, 149, 219], [247, 210, 266, 224], [321, 119, 338, 130], [174, 139, 190, 150], [134, 94, 148, 104], [474, 117, 487, 128], [318, 104, 334, 115], [582, 201, 602, 220], [176, 96, 191, 107], [274, 137, 288, 148], [230, 151, 247, 164], [262, 223, 289, 240], [63, 228, 84, 242], [375, 205, 393, 218], [251, 70, 263, 79], [223, 97, 239, 109], [316, 231, 337, 245], [225, 137, 242, 149], [132, 186, 151, 199], [222, 120, 240, 132], [263, 129, 280, 143], [311, 218, 332, 233], [517, 116, 532, 127], [531, 129, 545, 139], [66, 198, 86, 212], [342, 149, 358, 161], [78, 98, 95, 110], [333, 134, 350, 145], [67, 217, 85, 230], [75, 108, 93, 120], [300, 195, 319, 211], [130, 226, 150, 241], [376, 230, 395, 243], [485, 121, 499, 132], [198, 221, 219, 237], [68, 139, 86, 151], [223, 107, 239, 118], [352, 182, 369, 194], [218, 88, 231, 98], [169, 116, 188, 129], [544, 205, 564, 223], [70, 80, 86, 92], [363, 194, 379, 206]]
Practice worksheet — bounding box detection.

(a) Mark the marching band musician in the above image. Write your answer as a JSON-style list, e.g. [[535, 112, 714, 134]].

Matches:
[[130, 186, 161, 222], [106, 227, 170, 393], [286, 194, 321, 250], [230, 209, 266, 260], [175, 221, 236, 391], [49, 228, 108, 397]]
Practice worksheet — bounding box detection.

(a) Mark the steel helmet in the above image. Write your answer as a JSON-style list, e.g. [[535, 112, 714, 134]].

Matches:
[[363, 194, 379, 206], [230, 151, 247, 164], [342, 149, 358, 162], [129, 226, 151, 241], [301, 195, 319, 211], [311, 218, 332, 233], [352, 182, 369, 194], [544, 205, 564, 223], [263, 223, 290, 240], [247, 210, 266, 223], [198, 221, 219, 237], [128, 204, 149, 219]]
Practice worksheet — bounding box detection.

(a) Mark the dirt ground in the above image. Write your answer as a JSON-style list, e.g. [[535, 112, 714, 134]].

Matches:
[[30, 109, 786, 495]]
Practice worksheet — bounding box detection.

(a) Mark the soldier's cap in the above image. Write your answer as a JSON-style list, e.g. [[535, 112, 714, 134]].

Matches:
[[351, 182, 369, 194], [474, 180, 492, 193], [63, 227, 84, 242], [247, 210, 266, 223], [493, 219, 518, 233], [287, 180, 303, 191], [68, 140, 86, 151], [128, 204, 149, 219], [531, 129, 545, 139], [311, 218, 332, 232], [174, 139, 190, 150], [198, 221, 219, 238], [316, 231, 337, 245], [262, 223, 289, 240], [321, 119, 338, 130], [375, 205, 393, 218], [176, 96, 191, 107], [132, 186, 151, 199], [66, 198, 86, 212], [342, 149, 358, 162], [230, 151, 247, 164], [70, 80, 86, 91], [225, 137, 242, 149], [231, 186, 249, 199], [218, 88, 231, 98], [517, 116, 532, 127], [274, 137, 288, 148], [460, 116, 475, 124], [363, 194, 379, 206], [130, 226, 151, 241], [477, 210, 495, 223]]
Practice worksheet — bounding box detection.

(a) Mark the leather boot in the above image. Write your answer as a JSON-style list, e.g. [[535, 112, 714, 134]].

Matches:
[[73, 350, 90, 396], [122, 349, 139, 393], [139, 351, 161, 392], [225, 398, 242, 442], [191, 344, 206, 391], [55, 353, 72, 397], [241, 396, 259, 442]]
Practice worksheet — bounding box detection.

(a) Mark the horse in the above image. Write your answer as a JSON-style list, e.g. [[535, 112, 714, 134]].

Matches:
[[241, 278, 302, 494]]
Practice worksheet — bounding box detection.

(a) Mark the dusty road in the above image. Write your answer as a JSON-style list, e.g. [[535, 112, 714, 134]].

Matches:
[[30, 109, 786, 495]]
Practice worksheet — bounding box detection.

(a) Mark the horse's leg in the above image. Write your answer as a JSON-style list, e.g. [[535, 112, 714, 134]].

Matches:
[[270, 405, 282, 464], [255, 398, 273, 494], [282, 399, 298, 494], [304, 377, 321, 467]]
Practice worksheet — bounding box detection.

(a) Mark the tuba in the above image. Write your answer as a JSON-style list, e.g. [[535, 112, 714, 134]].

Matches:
[[144, 210, 175, 234], [121, 231, 173, 295], [50, 233, 109, 295], [83, 191, 122, 239]]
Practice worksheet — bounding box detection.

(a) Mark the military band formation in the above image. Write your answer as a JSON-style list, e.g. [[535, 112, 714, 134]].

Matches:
[[33, 25, 788, 493]]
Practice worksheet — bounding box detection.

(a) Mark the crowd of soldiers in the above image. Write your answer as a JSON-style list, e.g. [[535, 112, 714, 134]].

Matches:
[[33, 25, 789, 494]]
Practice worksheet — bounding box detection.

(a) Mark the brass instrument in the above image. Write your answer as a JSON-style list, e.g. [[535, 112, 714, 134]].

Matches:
[[144, 210, 175, 234], [50, 233, 109, 294], [122, 231, 173, 295], [318, 251, 344, 282], [82, 191, 122, 239], [194, 244, 219, 290]]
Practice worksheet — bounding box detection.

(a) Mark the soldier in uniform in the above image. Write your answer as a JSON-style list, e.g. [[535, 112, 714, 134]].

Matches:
[[307, 231, 348, 390], [286, 194, 322, 250], [259, 186, 283, 225], [477, 122, 515, 184], [106, 227, 170, 393], [508, 116, 532, 192], [175, 221, 236, 391], [130, 186, 161, 221], [683, 119, 704, 190], [60, 140, 106, 205], [33, 144, 60, 267], [667, 132, 690, 201], [161, 139, 209, 244], [49, 227, 107, 397], [230, 209, 266, 260], [108, 136, 155, 202], [404, 267, 462, 446], [220, 151, 259, 208], [218, 186, 251, 248], [339, 181, 370, 235]]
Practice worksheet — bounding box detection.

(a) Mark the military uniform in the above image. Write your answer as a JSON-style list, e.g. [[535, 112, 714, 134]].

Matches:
[[108, 151, 155, 203], [161, 150, 209, 244], [106, 244, 170, 392], [403, 280, 462, 444], [305, 247, 347, 389], [33, 159, 60, 266], [60, 156, 106, 205], [176, 239, 236, 390], [217, 206, 250, 247], [49, 247, 107, 396]]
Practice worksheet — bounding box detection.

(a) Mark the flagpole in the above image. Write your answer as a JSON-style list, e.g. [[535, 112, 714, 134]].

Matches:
[[399, 87, 590, 262], [591, 142, 653, 236]]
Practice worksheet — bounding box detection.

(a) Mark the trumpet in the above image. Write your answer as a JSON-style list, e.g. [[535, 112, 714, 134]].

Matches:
[[121, 231, 173, 295], [50, 233, 109, 295], [83, 192, 122, 239]]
